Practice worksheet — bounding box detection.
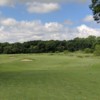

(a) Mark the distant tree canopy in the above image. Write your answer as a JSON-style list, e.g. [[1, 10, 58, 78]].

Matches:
[[90, 0, 100, 23], [0, 36, 99, 54]]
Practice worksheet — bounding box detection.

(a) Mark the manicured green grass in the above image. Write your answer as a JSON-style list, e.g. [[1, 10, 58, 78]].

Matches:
[[0, 53, 100, 100]]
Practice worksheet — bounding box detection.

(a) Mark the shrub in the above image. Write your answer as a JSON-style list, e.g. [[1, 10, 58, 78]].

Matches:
[[55, 51, 60, 53], [63, 50, 70, 54], [94, 44, 100, 56], [84, 48, 93, 53]]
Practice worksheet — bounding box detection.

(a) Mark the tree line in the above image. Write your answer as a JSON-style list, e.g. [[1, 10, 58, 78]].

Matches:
[[0, 36, 100, 54]]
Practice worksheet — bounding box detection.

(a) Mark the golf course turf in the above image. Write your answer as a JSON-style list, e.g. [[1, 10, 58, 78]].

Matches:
[[0, 53, 100, 100]]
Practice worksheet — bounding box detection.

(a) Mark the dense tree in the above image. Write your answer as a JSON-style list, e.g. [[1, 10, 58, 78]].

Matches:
[[90, 0, 100, 23], [0, 43, 3, 54], [0, 36, 99, 54]]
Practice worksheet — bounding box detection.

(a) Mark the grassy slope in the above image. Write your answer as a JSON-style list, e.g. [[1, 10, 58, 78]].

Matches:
[[0, 53, 100, 100]]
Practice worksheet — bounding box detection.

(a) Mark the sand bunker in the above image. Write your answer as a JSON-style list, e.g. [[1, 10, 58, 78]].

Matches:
[[21, 59, 33, 62], [10, 57, 15, 59], [9, 56, 16, 59]]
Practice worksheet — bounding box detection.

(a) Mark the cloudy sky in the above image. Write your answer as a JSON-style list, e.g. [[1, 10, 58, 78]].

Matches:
[[0, 0, 100, 43]]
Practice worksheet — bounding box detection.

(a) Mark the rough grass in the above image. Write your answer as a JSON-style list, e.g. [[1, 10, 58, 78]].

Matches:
[[0, 53, 100, 100]]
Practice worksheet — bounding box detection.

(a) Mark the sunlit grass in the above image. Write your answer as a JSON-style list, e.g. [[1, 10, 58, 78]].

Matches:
[[0, 53, 100, 100]]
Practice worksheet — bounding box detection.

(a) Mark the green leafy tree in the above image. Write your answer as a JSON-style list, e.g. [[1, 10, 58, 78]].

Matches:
[[90, 0, 100, 23]]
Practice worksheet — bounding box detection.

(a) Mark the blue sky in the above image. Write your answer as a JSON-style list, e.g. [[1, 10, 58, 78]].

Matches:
[[0, 0, 99, 43], [0, 1, 91, 23]]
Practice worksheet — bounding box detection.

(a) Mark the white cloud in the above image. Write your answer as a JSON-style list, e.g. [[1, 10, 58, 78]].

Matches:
[[0, 0, 14, 6], [27, 2, 60, 13], [45, 22, 63, 32], [77, 24, 100, 37], [0, 18, 99, 43], [83, 15, 94, 22], [1, 18, 17, 26], [64, 20, 73, 25]]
